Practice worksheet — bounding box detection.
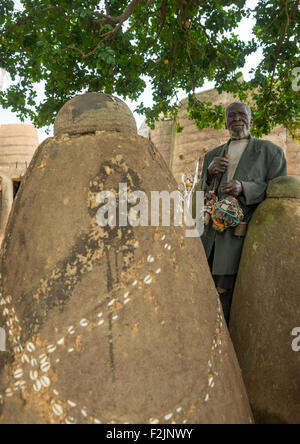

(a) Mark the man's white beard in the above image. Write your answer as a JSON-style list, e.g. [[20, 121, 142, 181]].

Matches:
[[229, 127, 250, 140]]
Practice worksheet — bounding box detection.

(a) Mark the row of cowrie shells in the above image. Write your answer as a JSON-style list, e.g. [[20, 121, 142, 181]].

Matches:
[[147, 296, 224, 423], [203, 305, 223, 404], [52, 402, 88, 419], [60, 232, 174, 423], [31, 239, 171, 363], [41, 240, 170, 396], [1, 293, 22, 354], [2, 232, 174, 419], [10, 348, 53, 395], [51, 398, 104, 425], [148, 406, 187, 425], [6, 231, 171, 361], [2, 233, 173, 417], [106, 233, 170, 310], [136, 234, 190, 425], [43, 232, 173, 424], [0, 278, 26, 399]]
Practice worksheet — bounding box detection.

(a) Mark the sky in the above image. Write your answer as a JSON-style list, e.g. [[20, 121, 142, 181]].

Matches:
[[0, 0, 262, 143]]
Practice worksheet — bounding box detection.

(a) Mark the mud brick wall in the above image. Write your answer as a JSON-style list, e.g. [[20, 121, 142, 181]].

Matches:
[[144, 89, 299, 184], [0, 124, 39, 244]]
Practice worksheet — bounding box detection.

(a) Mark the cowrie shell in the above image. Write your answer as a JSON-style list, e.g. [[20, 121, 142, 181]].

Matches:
[[67, 400, 77, 408], [47, 345, 56, 353], [21, 354, 30, 364], [33, 380, 42, 392], [5, 388, 13, 398], [80, 319, 89, 327], [14, 369, 23, 379], [30, 370, 38, 381], [26, 343, 35, 353], [41, 362, 51, 373], [19, 381, 27, 389], [144, 275, 152, 285], [39, 355, 48, 364], [52, 404, 64, 417], [41, 376, 51, 388]]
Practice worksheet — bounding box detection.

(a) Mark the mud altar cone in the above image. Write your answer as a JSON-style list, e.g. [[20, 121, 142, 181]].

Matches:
[[230, 176, 300, 424]]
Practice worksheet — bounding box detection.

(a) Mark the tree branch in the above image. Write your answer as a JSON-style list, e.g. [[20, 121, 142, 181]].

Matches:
[[198, 23, 217, 54], [61, 0, 156, 61], [2, 0, 146, 38], [92, 0, 143, 26], [62, 46, 86, 58], [126, 0, 156, 34], [144, 0, 168, 50], [86, 0, 155, 58], [269, 0, 299, 93], [1, 6, 66, 37]]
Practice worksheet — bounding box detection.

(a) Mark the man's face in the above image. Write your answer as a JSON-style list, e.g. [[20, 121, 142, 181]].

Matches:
[[225, 103, 252, 138]]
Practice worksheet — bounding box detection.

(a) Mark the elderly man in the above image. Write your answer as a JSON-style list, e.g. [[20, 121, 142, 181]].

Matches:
[[193, 102, 287, 324]]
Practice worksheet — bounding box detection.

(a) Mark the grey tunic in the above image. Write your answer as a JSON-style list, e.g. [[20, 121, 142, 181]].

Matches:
[[192, 136, 288, 275]]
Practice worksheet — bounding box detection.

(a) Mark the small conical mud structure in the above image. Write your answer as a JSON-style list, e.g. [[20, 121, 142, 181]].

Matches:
[[230, 176, 300, 424], [0, 93, 252, 424]]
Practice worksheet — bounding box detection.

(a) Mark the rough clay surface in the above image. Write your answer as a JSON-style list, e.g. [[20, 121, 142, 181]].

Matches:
[[230, 178, 300, 424], [0, 131, 252, 424], [54, 93, 137, 137], [267, 175, 300, 199]]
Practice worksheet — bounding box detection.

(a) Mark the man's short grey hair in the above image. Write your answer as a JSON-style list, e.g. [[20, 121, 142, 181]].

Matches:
[[225, 102, 252, 118]]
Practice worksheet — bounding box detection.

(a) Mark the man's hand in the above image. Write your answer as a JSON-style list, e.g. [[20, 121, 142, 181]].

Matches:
[[208, 157, 229, 176], [221, 180, 243, 197]]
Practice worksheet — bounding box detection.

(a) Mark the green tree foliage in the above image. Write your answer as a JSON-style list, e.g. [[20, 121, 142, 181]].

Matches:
[[0, 0, 299, 138]]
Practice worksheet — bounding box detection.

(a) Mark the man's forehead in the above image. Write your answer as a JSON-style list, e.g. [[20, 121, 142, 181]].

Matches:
[[227, 103, 248, 114]]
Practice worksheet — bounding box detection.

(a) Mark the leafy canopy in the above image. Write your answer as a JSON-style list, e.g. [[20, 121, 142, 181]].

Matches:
[[0, 0, 299, 138]]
